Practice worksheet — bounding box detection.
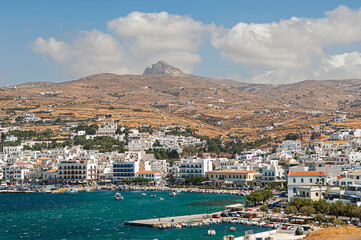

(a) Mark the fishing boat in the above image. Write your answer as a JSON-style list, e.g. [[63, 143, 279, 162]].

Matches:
[[160, 198, 164, 201], [114, 192, 124, 200], [208, 229, 216, 235], [230, 227, 236, 231], [151, 193, 156, 197], [142, 193, 146, 196], [169, 192, 177, 197]]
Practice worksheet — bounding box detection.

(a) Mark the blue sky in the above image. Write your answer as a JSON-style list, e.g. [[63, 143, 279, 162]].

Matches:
[[1, 0, 361, 85]]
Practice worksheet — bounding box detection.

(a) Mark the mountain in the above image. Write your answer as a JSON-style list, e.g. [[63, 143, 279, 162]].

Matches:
[[1, 63, 361, 139], [143, 60, 187, 77]]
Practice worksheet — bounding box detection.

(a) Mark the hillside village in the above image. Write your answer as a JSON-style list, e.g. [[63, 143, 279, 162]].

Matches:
[[2, 117, 361, 209]]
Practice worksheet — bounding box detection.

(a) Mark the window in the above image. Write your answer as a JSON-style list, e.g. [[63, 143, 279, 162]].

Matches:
[[316, 193, 319, 196], [293, 187, 296, 193], [310, 178, 313, 183], [301, 178, 304, 183], [293, 178, 296, 183]]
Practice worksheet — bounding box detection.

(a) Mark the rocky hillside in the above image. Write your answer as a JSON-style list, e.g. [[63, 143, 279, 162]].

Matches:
[[143, 60, 188, 77], [1, 62, 361, 138]]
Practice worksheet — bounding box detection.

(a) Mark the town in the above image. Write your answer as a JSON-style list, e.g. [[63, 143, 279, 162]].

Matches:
[[2, 116, 361, 236]]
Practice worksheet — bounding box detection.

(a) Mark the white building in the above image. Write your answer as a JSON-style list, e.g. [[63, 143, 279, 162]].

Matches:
[[3, 165, 29, 182], [177, 158, 213, 180], [96, 122, 117, 136], [24, 113, 41, 122], [113, 160, 140, 182], [287, 170, 327, 201], [136, 170, 161, 184], [4, 135, 18, 142], [58, 159, 97, 182]]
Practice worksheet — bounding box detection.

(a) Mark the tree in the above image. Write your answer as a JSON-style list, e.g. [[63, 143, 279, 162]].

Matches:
[[247, 189, 273, 205], [272, 207, 281, 213], [300, 198, 314, 208], [290, 198, 303, 211], [246, 190, 273, 206], [344, 203, 357, 221], [259, 205, 268, 212], [300, 206, 315, 216], [315, 213, 325, 224], [285, 133, 300, 140], [153, 139, 162, 147], [284, 206, 297, 215], [354, 207, 361, 221], [330, 201, 344, 218], [313, 199, 329, 214]]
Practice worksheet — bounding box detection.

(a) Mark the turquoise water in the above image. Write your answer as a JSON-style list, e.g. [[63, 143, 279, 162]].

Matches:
[[0, 191, 264, 240]]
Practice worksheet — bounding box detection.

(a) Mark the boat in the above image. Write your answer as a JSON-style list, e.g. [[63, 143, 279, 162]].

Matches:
[[160, 198, 164, 200], [142, 193, 146, 196], [169, 192, 177, 197], [208, 229, 216, 235], [114, 192, 124, 200], [67, 189, 78, 194], [151, 193, 156, 197], [230, 227, 236, 231]]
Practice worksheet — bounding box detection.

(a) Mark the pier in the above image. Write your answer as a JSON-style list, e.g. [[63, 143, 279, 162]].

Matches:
[[125, 212, 223, 228]]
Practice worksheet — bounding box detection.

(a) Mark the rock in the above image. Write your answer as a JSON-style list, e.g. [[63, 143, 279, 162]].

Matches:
[[143, 61, 187, 77]]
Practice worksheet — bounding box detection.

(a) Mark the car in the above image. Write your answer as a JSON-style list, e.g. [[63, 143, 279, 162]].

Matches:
[[221, 212, 228, 217], [212, 214, 220, 218]]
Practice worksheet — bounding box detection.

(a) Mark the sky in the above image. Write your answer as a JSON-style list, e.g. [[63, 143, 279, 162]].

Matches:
[[1, 0, 361, 86]]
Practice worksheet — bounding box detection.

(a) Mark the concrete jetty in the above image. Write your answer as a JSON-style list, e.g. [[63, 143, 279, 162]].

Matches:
[[125, 212, 221, 228]]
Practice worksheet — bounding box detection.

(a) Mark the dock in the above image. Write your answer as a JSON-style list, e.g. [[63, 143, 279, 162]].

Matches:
[[125, 212, 220, 228]]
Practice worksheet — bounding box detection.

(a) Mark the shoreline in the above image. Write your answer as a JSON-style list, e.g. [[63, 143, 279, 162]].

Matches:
[[0, 185, 252, 196]]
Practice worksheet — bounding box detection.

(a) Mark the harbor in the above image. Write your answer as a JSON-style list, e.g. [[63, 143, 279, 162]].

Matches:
[[0, 190, 265, 239]]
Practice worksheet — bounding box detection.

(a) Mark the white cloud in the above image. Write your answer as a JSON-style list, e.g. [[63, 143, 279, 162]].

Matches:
[[315, 51, 361, 79], [211, 5, 361, 83], [32, 11, 216, 77], [32, 7, 361, 83]]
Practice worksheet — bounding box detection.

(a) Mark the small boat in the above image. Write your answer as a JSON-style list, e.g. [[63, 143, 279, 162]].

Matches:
[[230, 227, 236, 231], [151, 193, 156, 197], [142, 193, 146, 196], [208, 229, 216, 235], [114, 192, 124, 200], [169, 192, 177, 197], [160, 198, 164, 201], [68, 189, 78, 194]]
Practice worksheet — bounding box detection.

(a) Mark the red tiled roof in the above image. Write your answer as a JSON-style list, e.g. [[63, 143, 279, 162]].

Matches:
[[207, 169, 259, 174], [288, 171, 327, 177]]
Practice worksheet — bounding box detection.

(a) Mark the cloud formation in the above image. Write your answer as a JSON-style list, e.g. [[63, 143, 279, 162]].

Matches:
[[32, 11, 215, 77], [211, 5, 361, 83], [32, 7, 361, 83]]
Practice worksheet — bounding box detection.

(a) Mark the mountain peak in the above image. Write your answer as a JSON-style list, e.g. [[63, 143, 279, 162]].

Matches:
[[143, 60, 187, 77]]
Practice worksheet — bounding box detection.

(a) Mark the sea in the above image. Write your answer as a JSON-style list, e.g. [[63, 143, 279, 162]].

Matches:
[[0, 191, 265, 240]]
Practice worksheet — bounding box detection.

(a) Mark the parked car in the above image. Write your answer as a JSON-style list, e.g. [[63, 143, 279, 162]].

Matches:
[[212, 214, 220, 218]]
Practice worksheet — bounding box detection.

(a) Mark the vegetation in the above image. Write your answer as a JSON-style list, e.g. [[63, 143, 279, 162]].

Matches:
[[146, 149, 179, 161], [74, 136, 125, 153], [246, 189, 273, 206], [300, 206, 315, 216], [122, 177, 149, 184], [184, 175, 204, 185], [285, 133, 300, 140], [259, 205, 269, 212], [289, 198, 361, 220], [284, 206, 297, 215], [272, 207, 281, 213], [74, 124, 99, 135]]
